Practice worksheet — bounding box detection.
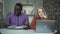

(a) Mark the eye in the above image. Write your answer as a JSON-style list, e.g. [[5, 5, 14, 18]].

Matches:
[[42, 11, 44, 12]]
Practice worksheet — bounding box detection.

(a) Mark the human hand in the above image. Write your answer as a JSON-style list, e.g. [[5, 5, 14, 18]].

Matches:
[[42, 15, 47, 18]]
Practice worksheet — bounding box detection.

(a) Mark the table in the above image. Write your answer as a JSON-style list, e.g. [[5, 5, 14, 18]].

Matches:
[[0, 29, 55, 34]]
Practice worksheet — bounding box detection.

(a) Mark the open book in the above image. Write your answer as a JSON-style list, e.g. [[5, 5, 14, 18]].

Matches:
[[7, 25, 27, 29]]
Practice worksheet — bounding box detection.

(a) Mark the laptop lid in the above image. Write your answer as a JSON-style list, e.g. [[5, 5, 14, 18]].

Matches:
[[36, 20, 56, 33]]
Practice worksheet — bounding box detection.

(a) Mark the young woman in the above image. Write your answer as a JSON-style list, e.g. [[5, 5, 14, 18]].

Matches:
[[30, 8, 48, 30]]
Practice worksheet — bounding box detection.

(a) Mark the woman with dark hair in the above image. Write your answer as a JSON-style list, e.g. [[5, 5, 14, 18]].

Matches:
[[6, 3, 29, 29]]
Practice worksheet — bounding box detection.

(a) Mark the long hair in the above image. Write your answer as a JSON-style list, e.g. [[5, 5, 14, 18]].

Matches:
[[35, 7, 47, 17]]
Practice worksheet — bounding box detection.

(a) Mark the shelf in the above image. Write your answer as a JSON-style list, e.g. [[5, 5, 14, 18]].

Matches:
[[27, 14, 34, 16], [22, 4, 33, 6]]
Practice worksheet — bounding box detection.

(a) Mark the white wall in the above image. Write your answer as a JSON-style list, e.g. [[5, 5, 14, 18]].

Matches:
[[23, 6, 34, 15], [23, 6, 34, 23], [0, 0, 2, 3]]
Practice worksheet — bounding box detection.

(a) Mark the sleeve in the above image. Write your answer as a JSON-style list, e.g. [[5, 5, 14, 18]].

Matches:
[[24, 16, 29, 26], [45, 17, 48, 20], [6, 14, 11, 26], [30, 17, 36, 30]]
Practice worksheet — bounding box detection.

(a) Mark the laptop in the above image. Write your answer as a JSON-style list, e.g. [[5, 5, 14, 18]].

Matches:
[[36, 20, 56, 33]]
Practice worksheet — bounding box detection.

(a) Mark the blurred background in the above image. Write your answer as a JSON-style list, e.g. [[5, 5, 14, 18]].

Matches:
[[0, 0, 60, 31]]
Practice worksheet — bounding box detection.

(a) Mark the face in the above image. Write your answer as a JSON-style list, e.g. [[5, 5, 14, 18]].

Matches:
[[14, 6, 22, 16], [14, 11, 21, 16], [38, 9, 44, 17]]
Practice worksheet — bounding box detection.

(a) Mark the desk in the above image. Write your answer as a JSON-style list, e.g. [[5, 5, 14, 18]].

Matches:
[[0, 29, 54, 34]]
